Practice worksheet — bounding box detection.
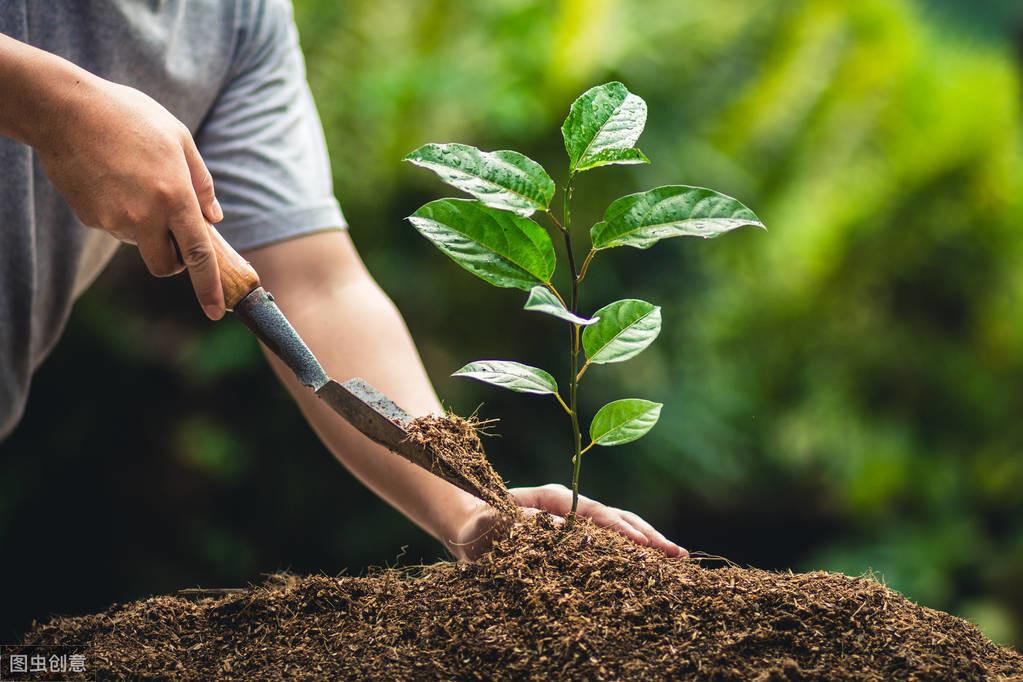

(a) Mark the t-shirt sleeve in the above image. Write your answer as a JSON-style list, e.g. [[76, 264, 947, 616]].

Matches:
[[195, 0, 346, 252]]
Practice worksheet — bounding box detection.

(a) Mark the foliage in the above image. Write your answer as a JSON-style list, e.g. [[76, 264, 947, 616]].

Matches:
[[297, 0, 1023, 647], [406, 82, 763, 519]]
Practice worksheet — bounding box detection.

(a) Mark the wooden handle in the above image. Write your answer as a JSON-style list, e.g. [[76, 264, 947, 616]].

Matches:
[[207, 224, 260, 309]]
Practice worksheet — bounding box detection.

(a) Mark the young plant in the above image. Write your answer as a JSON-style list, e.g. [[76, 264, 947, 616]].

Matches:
[[405, 82, 764, 526]]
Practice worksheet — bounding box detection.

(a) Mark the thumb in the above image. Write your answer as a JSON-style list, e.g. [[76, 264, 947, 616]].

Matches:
[[182, 137, 223, 223]]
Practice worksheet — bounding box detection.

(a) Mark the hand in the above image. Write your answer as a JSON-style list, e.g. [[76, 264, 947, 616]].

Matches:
[[450, 483, 688, 561], [35, 73, 226, 319]]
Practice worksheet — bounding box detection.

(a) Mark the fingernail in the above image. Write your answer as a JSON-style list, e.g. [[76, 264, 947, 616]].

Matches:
[[204, 304, 224, 320], [211, 198, 224, 222]]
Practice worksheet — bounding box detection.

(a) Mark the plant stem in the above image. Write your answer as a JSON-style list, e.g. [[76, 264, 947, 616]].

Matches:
[[576, 360, 590, 382], [567, 325, 583, 528], [578, 248, 596, 283], [544, 283, 567, 308], [562, 175, 584, 528], [546, 210, 565, 232]]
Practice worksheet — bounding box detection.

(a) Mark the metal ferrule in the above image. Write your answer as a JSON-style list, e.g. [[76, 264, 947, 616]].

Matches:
[[233, 287, 329, 390]]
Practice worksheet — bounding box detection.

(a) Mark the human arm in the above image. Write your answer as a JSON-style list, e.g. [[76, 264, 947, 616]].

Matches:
[[0, 33, 226, 319], [244, 230, 687, 560]]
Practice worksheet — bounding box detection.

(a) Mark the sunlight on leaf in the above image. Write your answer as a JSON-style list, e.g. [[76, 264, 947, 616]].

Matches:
[[562, 82, 648, 173], [591, 185, 764, 250], [405, 143, 555, 216], [453, 360, 559, 395], [524, 286, 598, 326]]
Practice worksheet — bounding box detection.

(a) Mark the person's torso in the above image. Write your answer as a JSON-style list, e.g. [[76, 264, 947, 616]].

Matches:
[[0, 0, 244, 438]]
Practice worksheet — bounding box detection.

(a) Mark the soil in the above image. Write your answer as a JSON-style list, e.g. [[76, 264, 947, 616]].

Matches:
[[403, 413, 518, 516], [23, 415, 1023, 680], [25, 516, 1022, 680]]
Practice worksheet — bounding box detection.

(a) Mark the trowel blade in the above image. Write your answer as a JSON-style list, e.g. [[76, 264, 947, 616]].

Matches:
[[314, 378, 487, 501], [315, 377, 417, 446]]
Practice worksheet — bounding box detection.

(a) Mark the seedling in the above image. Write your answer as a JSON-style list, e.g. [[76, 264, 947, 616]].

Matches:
[[405, 82, 764, 525]]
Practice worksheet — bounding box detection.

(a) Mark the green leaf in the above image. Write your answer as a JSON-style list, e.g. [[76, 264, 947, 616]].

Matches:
[[524, 286, 598, 326], [574, 148, 650, 172], [562, 82, 648, 173], [591, 185, 765, 250], [408, 199, 556, 290], [589, 399, 662, 446], [404, 143, 555, 216], [582, 299, 661, 364], [452, 360, 558, 395]]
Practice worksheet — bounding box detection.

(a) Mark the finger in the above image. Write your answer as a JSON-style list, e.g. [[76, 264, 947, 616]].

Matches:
[[182, 136, 223, 223], [576, 501, 650, 546], [605, 517, 651, 546], [136, 225, 185, 278], [511, 484, 574, 516], [620, 510, 688, 558], [109, 226, 137, 245], [167, 201, 224, 320], [512, 487, 673, 551], [522, 488, 651, 546], [575, 496, 633, 531]]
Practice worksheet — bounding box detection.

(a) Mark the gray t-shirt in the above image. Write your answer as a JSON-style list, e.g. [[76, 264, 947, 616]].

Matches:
[[0, 0, 347, 439]]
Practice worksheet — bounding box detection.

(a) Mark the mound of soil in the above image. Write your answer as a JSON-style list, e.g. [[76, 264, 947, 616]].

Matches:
[[23, 415, 1023, 679], [25, 514, 1022, 680]]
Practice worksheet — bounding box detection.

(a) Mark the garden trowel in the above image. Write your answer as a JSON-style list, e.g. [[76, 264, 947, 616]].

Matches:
[[203, 226, 489, 503]]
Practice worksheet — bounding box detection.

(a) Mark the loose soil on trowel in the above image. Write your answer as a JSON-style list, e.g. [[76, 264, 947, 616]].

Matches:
[[403, 413, 518, 517], [26, 415, 1023, 680]]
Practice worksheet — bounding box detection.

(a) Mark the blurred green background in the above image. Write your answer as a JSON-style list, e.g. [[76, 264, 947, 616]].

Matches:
[[3, 0, 1023, 649]]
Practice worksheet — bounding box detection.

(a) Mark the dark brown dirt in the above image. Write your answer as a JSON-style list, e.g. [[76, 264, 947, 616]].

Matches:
[[22, 415, 1023, 679], [25, 514, 1022, 680], [403, 413, 518, 516]]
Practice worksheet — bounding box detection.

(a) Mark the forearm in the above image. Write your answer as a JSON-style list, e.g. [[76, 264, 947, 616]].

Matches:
[[0, 33, 88, 146], [245, 232, 483, 556]]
